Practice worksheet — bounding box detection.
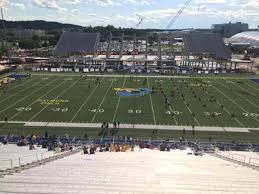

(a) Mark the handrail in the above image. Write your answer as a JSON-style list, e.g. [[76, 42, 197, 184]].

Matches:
[[215, 151, 259, 168], [249, 158, 259, 166], [0, 151, 55, 171]]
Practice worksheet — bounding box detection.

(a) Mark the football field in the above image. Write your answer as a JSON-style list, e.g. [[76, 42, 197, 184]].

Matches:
[[0, 73, 259, 129]]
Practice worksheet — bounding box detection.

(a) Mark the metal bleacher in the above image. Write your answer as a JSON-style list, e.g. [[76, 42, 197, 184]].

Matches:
[[0, 144, 54, 171], [1, 148, 259, 194]]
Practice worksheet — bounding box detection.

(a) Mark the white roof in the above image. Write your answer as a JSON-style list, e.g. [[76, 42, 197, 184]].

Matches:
[[93, 55, 106, 60], [228, 31, 259, 47], [121, 55, 158, 61]]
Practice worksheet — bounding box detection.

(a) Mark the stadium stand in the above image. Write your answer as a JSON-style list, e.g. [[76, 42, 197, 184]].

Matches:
[[1, 148, 259, 194], [251, 78, 259, 84], [0, 144, 54, 171], [0, 65, 8, 72], [183, 32, 231, 60], [216, 150, 259, 165], [54, 32, 100, 56], [0, 65, 12, 75], [8, 73, 31, 80]]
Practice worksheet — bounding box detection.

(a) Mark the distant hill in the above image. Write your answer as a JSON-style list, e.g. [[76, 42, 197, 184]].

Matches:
[[0, 20, 83, 30]]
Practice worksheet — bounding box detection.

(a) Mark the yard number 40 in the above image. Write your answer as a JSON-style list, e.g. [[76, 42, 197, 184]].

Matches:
[[128, 110, 142, 114]]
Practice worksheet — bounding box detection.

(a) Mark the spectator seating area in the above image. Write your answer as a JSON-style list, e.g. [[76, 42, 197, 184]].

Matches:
[[0, 65, 9, 72], [1, 147, 259, 194], [217, 150, 259, 165], [0, 73, 31, 86], [8, 73, 31, 80], [0, 144, 54, 170]]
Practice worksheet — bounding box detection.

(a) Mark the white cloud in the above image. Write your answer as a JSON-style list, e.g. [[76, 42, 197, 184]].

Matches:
[[84, 0, 153, 6], [136, 4, 259, 25], [0, 0, 9, 7], [67, 0, 81, 4], [32, 0, 83, 11], [136, 8, 178, 22], [1, 0, 259, 28], [242, 0, 259, 8], [10, 2, 25, 10], [196, 0, 226, 3]]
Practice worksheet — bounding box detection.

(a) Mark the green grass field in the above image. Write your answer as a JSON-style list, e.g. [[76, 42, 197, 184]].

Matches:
[[1, 73, 259, 129]]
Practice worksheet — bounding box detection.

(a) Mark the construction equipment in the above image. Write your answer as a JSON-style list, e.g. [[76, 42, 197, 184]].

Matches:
[[136, 17, 144, 28], [0, 7, 8, 57], [166, 0, 192, 29]]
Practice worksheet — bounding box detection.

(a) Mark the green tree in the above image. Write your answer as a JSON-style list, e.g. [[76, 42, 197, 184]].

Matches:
[[19, 39, 41, 49], [0, 42, 10, 57]]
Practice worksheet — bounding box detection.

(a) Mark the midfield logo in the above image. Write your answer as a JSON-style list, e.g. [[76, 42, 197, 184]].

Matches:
[[113, 88, 152, 97]]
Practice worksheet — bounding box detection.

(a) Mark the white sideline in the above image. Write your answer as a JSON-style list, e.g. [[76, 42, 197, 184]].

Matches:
[[1, 121, 259, 132], [30, 73, 259, 79]]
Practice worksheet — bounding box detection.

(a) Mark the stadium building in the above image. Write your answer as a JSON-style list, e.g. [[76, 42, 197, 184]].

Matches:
[[212, 22, 249, 38], [1, 2, 259, 193], [30, 31, 254, 74]]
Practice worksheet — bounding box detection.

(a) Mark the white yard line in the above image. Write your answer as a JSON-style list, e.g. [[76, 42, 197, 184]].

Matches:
[[169, 106, 178, 126], [233, 90, 259, 109], [213, 84, 259, 124], [229, 79, 259, 98], [70, 78, 104, 122], [217, 79, 259, 109], [0, 76, 41, 104], [174, 78, 200, 126], [28, 79, 80, 121], [247, 85, 259, 92], [208, 80, 245, 127], [214, 99, 245, 128], [183, 100, 200, 126], [147, 77, 157, 125], [0, 77, 57, 114], [245, 80, 259, 92], [1, 76, 37, 92], [91, 79, 115, 123], [10, 78, 66, 120], [167, 78, 178, 126], [112, 76, 126, 122]]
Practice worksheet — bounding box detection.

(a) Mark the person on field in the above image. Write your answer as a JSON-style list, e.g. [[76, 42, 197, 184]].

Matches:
[[4, 115, 8, 122], [113, 121, 117, 129]]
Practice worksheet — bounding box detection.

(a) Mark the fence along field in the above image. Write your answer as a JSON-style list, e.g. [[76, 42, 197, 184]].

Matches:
[[0, 74, 259, 129]]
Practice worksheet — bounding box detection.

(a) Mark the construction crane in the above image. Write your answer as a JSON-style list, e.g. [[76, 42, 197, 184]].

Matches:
[[136, 17, 144, 28], [1, 7, 7, 57], [1, 8, 5, 32], [166, 0, 192, 29]]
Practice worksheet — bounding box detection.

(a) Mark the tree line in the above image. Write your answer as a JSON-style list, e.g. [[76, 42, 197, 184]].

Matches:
[[0, 20, 166, 52]]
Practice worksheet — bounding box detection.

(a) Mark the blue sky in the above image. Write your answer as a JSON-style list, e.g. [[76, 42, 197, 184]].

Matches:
[[1, 0, 259, 29]]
